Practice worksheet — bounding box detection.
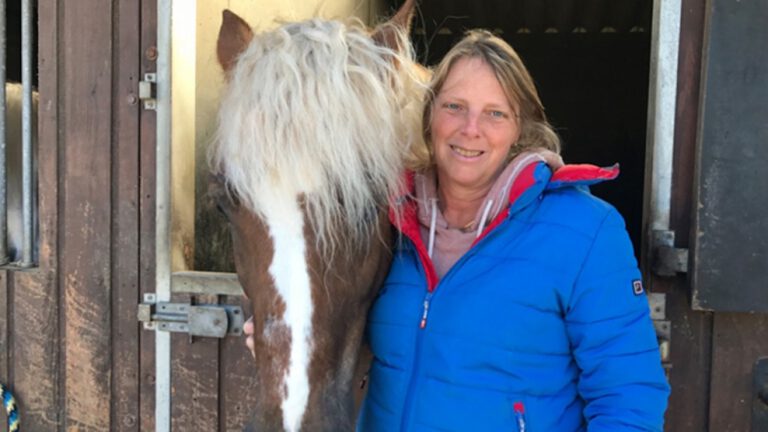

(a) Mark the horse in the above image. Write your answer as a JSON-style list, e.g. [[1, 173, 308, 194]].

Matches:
[[208, 2, 425, 430]]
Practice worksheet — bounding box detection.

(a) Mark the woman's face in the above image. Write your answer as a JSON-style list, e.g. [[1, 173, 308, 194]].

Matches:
[[431, 57, 520, 196]]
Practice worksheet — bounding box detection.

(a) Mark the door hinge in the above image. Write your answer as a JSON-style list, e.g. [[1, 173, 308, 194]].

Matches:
[[138, 73, 157, 110], [137, 293, 244, 338], [652, 230, 689, 276]]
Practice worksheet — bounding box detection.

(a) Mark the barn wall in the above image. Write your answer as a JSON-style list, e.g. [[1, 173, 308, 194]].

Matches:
[[655, 0, 768, 430], [8, 0, 61, 426], [0, 0, 154, 430]]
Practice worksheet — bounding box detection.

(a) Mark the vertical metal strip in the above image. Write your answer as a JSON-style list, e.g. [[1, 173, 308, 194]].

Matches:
[[647, 0, 681, 231], [645, 0, 681, 262], [20, 0, 32, 266], [156, 1, 172, 431], [0, 0, 7, 264]]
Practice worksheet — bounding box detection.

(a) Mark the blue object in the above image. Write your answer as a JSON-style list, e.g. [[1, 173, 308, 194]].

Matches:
[[358, 162, 670, 431]]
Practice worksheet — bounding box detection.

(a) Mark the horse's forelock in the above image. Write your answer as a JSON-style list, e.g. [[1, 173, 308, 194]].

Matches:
[[211, 18, 425, 257]]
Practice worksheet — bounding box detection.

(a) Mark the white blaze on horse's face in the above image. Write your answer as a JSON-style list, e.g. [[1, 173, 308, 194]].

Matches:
[[260, 191, 313, 432]]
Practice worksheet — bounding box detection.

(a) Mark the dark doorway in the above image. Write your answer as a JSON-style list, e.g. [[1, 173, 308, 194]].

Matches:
[[5, 0, 39, 87]]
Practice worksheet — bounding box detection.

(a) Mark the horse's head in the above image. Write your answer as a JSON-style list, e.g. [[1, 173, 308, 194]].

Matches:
[[209, 2, 423, 430]]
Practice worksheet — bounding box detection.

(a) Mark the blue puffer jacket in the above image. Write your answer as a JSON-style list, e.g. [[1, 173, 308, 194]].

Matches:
[[358, 162, 670, 431]]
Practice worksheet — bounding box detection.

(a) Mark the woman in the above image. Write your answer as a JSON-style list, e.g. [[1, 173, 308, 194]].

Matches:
[[356, 30, 669, 431]]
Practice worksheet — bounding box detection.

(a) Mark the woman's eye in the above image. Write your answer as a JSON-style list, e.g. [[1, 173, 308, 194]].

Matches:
[[488, 110, 506, 118], [444, 102, 462, 111]]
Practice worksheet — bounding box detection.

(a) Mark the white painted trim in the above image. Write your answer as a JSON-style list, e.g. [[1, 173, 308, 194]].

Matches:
[[155, 1, 173, 431], [646, 0, 682, 233]]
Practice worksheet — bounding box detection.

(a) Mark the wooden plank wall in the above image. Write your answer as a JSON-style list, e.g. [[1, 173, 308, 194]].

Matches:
[[660, 0, 711, 430], [0, 0, 155, 430], [664, 0, 768, 431], [9, 0, 61, 429], [114, 0, 145, 431]]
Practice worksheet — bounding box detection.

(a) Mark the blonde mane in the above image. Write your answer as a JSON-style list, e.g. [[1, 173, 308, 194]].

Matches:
[[211, 18, 425, 255]]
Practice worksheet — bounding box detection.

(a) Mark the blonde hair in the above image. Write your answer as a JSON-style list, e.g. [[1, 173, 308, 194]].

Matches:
[[210, 18, 425, 254], [413, 30, 560, 171]]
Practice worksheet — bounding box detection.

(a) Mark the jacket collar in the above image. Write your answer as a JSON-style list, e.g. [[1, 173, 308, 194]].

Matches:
[[387, 162, 620, 291]]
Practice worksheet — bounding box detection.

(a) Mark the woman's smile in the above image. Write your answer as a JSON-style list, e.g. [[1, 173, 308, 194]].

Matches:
[[450, 144, 484, 158]]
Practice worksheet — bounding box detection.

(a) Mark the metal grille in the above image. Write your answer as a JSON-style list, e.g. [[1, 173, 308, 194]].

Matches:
[[0, 0, 36, 268]]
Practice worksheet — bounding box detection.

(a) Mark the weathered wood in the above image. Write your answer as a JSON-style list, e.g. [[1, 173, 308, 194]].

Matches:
[[663, 280, 712, 432], [673, 0, 704, 247], [139, 1, 159, 430], [0, 272, 6, 384], [112, 0, 143, 430], [171, 293, 220, 431], [219, 297, 258, 431], [658, 0, 711, 430], [59, 1, 114, 429], [10, 0, 61, 430], [689, 0, 768, 312], [710, 314, 768, 431]]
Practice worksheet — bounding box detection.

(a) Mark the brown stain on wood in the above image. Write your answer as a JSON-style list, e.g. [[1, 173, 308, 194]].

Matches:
[[10, 0, 61, 428], [111, 0, 142, 430], [59, 0, 113, 428], [171, 293, 220, 432]]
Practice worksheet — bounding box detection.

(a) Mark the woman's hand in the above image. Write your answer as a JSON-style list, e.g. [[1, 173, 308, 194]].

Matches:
[[244, 316, 256, 358]]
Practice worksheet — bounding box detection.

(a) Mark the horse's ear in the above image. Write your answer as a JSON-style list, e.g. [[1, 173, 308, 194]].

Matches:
[[372, 0, 417, 50], [217, 9, 254, 74]]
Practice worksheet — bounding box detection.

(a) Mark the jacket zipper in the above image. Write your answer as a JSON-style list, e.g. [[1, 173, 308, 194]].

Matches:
[[513, 401, 526, 432], [398, 221, 513, 431], [399, 289, 430, 432], [419, 291, 433, 329]]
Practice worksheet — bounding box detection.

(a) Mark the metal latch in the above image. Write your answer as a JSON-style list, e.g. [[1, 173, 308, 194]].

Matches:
[[137, 293, 244, 338], [138, 73, 157, 110], [652, 230, 689, 276]]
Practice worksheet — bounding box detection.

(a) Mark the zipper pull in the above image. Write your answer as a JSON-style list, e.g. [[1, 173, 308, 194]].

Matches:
[[419, 292, 433, 329], [513, 402, 526, 432]]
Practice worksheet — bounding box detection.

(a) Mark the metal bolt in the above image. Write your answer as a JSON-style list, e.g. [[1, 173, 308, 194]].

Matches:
[[126, 94, 138, 105], [123, 415, 137, 427], [145, 46, 158, 61]]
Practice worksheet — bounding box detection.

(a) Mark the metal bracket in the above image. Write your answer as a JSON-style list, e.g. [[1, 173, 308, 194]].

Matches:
[[652, 230, 689, 276], [137, 293, 244, 338], [139, 73, 157, 110]]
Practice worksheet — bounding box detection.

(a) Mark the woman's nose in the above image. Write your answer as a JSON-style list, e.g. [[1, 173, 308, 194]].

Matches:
[[460, 111, 481, 137]]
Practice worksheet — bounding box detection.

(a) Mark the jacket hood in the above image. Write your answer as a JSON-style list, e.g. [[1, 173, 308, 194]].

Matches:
[[388, 162, 620, 290]]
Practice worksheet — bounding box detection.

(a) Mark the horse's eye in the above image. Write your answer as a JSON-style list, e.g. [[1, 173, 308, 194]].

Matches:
[[216, 202, 227, 216]]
